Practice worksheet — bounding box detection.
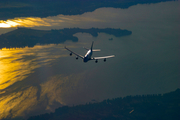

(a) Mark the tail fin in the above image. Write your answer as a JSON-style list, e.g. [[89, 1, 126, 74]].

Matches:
[[91, 41, 94, 51]]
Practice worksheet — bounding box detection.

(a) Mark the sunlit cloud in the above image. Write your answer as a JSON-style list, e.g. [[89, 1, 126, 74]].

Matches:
[[0, 22, 12, 28], [0, 14, 103, 29], [0, 17, 51, 28], [0, 87, 38, 118], [0, 44, 69, 119], [0, 44, 66, 90], [0, 73, 81, 119]]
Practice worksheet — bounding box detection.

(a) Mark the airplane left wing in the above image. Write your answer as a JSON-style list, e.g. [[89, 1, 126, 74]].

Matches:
[[93, 55, 115, 60], [65, 46, 84, 59]]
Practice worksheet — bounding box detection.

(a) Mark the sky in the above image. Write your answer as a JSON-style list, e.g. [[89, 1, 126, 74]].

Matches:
[[0, 0, 179, 119]]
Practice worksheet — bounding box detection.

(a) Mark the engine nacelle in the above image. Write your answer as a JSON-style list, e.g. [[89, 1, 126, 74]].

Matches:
[[70, 53, 72, 56], [76, 56, 78, 59], [104, 58, 106, 62], [95, 60, 98, 63]]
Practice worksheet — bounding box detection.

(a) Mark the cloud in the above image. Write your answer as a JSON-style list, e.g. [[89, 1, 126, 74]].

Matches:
[[0, 44, 66, 90], [0, 17, 51, 28], [0, 1, 179, 119], [0, 14, 103, 29]]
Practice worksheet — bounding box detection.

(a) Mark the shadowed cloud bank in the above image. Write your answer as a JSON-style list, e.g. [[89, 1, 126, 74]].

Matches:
[[23, 88, 179, 120], [0, 27, 132, 49], [0, 0, 175, 20]]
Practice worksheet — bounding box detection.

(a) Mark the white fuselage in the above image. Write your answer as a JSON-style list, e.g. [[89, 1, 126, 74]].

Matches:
[[83, 50, 92, 62]]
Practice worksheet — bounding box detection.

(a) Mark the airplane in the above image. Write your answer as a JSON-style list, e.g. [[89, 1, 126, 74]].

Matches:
[[64, 41, 115, 63]]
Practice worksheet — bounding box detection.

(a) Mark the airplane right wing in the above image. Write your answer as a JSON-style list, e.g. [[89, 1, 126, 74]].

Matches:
[[65, 46, 84, 59]]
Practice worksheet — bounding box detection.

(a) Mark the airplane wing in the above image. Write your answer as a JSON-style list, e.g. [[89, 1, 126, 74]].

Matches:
[[65, 46, 84, 59], [93, 55, 115, 60]]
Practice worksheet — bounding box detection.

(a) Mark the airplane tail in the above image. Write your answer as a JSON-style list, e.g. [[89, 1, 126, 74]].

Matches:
[[91, 41, 94, 51]]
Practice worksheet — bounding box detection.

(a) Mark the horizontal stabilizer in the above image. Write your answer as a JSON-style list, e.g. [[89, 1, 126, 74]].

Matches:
[[92, 49, 101, 51], [83, 47, 100, 51], [83, 47, 89, 50], [93, 55, 115, 60]]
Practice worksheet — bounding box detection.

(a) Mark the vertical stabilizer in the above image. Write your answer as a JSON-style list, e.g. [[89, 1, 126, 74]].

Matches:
[[91, 41, 94, 51]]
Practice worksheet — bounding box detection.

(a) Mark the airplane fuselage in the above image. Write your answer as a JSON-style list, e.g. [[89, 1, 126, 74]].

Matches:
[[83, 50, 92, 62]]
